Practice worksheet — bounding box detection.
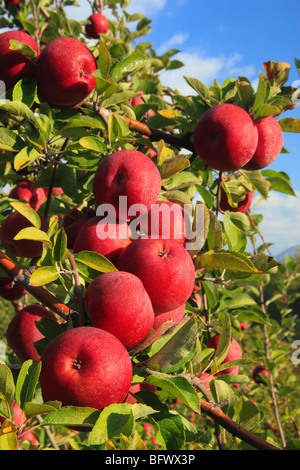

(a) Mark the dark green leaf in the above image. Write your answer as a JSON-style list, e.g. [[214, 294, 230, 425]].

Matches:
[[0, 364, 15, 407], [15, 360, 41, 409]]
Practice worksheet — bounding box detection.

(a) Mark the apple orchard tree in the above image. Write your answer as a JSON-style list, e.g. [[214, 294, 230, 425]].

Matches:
[[0, 0, 299, 452]]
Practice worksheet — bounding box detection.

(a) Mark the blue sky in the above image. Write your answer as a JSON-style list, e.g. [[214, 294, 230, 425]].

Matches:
[[66, 0, 300, 256]]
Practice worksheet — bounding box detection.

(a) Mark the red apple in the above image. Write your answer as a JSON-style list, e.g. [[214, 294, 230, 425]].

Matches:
[[193, 103, 258, 171], [128, 91, 155, 119], [128, 90, 144, 107], [242, 116, 284, 170], [9, 180, 46, 211], [142, 135, 158, 159], [36, 36, 97, 107], [85, 13, 109, 38], [93, 149, 161, 221], [137, 200, 191, 245], [4, 0, 23, 9], [85, 271, 155, 349], [198, 372, 215, 392], [219, 188, 253, 213], [43, 187, 63, 197], [6, 304, 57, 362], [73, 215, 132, 265], [0, 276, 26, 301], [0, 30, 40, 90], [117, 237, 195, 314], [39, 326, 133, 410], [62, 207, 96, 249], [252, 364, 270, 384], [0, 211, 49, 258], [153, 303, 186, 330], [206, 334, 242, 375]]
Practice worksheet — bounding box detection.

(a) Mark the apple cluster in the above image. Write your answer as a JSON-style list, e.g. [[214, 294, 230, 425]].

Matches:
[[193, 103, 284, 173], [0, 11, 109, 108], [3, 147, 197, 411], [37, 147, 196, 409]]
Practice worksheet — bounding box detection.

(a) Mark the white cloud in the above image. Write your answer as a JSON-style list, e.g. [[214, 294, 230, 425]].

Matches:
[[157, 32, 189, 55], [159, 50, 257, 95], [126, 0, 167, 16], [252, 192, 300, 256]]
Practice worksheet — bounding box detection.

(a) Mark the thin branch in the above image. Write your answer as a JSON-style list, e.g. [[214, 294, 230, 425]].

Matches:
[[68, 254, 87, 326], [145, 369, 281, 451], [82, 103, 195, 153], [259, 283, 287, 448], [0, 250, 75, 321]]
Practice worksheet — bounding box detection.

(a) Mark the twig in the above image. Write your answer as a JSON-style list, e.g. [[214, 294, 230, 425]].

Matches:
[[35, 415, 60, 450], [0, 250, 75, 321], [68, 254, 87, 326], [259, 283, 287, 448], [82, 102, 195, 153]]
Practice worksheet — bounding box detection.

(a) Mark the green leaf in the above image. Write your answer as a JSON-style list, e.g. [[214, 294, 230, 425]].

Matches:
[[278, 117, 300, 133], [107, 113, 130, 141], [9, 39, 38, 60], [239, 169, 270, 199], [184, 76, 211, 103], [23, 401, 61, 420], [201, 280, 219, 310], [250, 253, 280, 274], [98, 35, 111, 79], [223, 214, 247, 252], [252, 71, 268, 113], [213, 313, 232, 365], [52, 228, 68, 262], [0, 128, 24, 152], [220, 293, 257, 310], [145, 316, 198, 373], [90, 403, 134, 445], [0, 420, 18, 450], [206, 210, 224, 250], [29, 266, 59, 286], [13, 146, 40, 172], [41, 405, 100, 430], [15, 360, 41, 410], [0, 101, 40, 130], [146, 374, 200, 413], [12, 77, 37, 108], [93, 72, 121, 97], [78, 136, 106, 153], [10, 201, 41, 229], [0, 364, 15, 407], [210, 379, 236, 418], [74, 250, 117, 273], [261, 169, 297, 196], [136, 390, 185, 450], [237, 396, 264, 431], [111, 53, 149, 82], [14, 227, 52, 246], [195, 250, 261, 273]]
